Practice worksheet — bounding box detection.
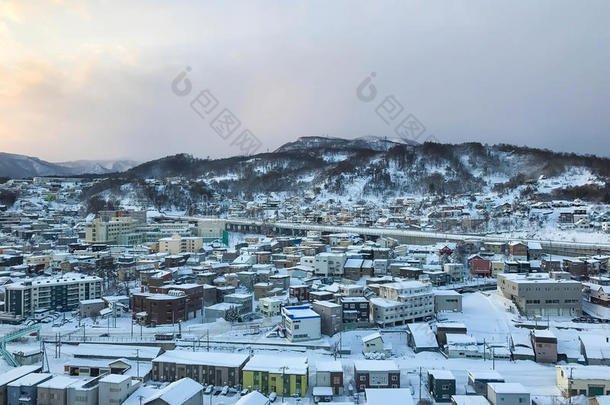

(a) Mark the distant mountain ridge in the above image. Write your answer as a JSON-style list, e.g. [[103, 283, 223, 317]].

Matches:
[[79, 136, 610, 206], [0, 152, 138, 178]]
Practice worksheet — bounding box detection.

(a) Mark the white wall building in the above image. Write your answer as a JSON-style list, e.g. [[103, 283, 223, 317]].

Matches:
[[281, 305, 321, 342]]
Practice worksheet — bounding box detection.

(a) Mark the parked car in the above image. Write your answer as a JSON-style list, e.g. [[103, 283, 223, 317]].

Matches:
[[204, 385, 213, 395], [221, 386, 229, 395], [268, 392, 277, 402], [240, 389, 249, 396]]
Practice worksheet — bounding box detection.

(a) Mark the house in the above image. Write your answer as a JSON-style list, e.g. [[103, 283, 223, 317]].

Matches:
[[407, 322, 439, 353], [428, 370, 456, 402], [365, 388, 414, 405], [531, 329, 557, 363], [313, 386, 334, 403], [445, 334, 481, 358], [281, 305, 321, 342], [289, 285, 310, 302], [362, 332, 388, 355], [557, 365, 610, 397], [242, 355, 308, 397], [258, 297, 282, 317], [487, 383, 529, 405], [509, 242, 528, 259], [64, 358, 131, 377], [468, 255, 491, 277], [527, 242, 543, 260], [443, 263, 465, 282], [436, 322, 467, 346], [434, 290, 462, 312], [353, 360, 400, 392], [142, 377, 203, 405], [151, 350, 250, 387], [467, 370, 505, 396], [315, 360, 343, 395], [340, 297, 370, 326]]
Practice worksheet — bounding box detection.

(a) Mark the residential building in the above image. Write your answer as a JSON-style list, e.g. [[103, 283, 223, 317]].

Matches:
[[258, 297, 282, 317], [467, 371, 505, 396], [428, 370, 456, 402], [67, 377, 102, 405], [315, 360, 343, 395], [314, 252, 346, 277], [443, 263, 465, 282], [362, 332, 386, 354], [5, 275, 102, 318], [281, 305, 321, 342], [289, 285, 310, 303], [85, 217, 137, 244], [311, 300, 342, 336], [452, 395, 491, 405], [365, 388, 414, 405], [353, 360, 400, 392], [158, 234, 203, 254], [497, 273, 582, 316], [98, 374, 136, 405], [487, 383, 529, 405], [152, 350, 249, 387], [340, 297, 370, 326], [242, 355, 308, 397], [468, 255, 491, 277], [131, 292, 186, 326], [531, 329, 557, 363]]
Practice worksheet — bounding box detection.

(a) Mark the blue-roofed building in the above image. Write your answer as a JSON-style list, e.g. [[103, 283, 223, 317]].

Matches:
[[281, 305, 321, 342]]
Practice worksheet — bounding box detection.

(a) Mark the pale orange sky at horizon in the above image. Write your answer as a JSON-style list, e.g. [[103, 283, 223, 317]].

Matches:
[[2, 0, 609, 162]]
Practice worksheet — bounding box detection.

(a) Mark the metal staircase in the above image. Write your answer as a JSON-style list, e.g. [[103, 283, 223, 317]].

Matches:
[[0, 324, 41, 367]]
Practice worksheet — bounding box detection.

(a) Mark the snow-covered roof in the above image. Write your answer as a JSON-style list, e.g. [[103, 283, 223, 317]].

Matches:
[[234, 391, 270, 405], [354, 360, 398, 372], [407, 323, 438, 349], [429, 369, 455, 380], [143, 377, 203, 405], [38, 376, 79, 390], [0, 365, 41, 386], [488, 382, 528, 395], [243, 355, 308, 374], [579, 335, 610, 360], [558, 365, 610, 380], [74, 344, 162, 360], [7, 373, 52, 387], [452, 395, 491, 405], [365, 388, 414, 405], [316, 360, 343, 373], [99, 374, 131, 384], [152, 350, 249, 368]]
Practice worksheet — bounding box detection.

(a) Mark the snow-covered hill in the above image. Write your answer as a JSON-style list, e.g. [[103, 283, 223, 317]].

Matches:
[[82, 137, 610, 205], [0, 153, 137, 178]]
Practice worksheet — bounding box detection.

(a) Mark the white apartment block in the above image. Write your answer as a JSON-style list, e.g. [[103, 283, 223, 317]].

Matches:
[[371, 280, 434, 326], [314, 252, 346, 277], [443, 263, 465, 281]]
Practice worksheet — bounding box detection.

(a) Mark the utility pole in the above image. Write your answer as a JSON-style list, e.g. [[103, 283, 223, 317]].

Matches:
[[568, 367, 573, 405], [136, 349, 140, 379], [419, 367, 422, 402], [207, 330, 210, 352], [492, 347, 495, 370]]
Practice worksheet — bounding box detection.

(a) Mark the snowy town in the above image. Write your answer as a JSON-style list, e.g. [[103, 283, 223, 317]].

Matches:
[[0, 175, 609, 405]]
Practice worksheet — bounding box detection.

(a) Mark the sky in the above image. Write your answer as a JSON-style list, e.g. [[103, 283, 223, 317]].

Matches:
[[1, 0, 609, 162]]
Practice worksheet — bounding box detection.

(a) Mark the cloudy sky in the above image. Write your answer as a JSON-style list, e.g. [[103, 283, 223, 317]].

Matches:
[[1, 0, 609, 162]]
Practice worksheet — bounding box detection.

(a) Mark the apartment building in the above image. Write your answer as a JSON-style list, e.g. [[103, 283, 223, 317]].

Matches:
[[131, 292, 186, 325], [242, 355, 308, 397], [98, 374, 137, 405], [353, 360, 400, 392], [158, 234, 203, 254], [314, 252, 346, 277], [497, 273, 582, 316], [281, 305, 321, 342], [370, 280, 434, 326], [152, 350, 249, 387], [311, 300, 343, 336], [85, 217, 137, 244], [258, 297, 282, 317], [5, 275, 102, 318]]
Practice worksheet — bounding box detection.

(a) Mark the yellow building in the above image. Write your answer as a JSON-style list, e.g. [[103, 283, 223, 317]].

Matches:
[[491, 261, 505, 277], [158, 233, 203, 254], [557, 365, 610, 397], [84, 217, 136, 244], [242, 355, 308, 397]]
